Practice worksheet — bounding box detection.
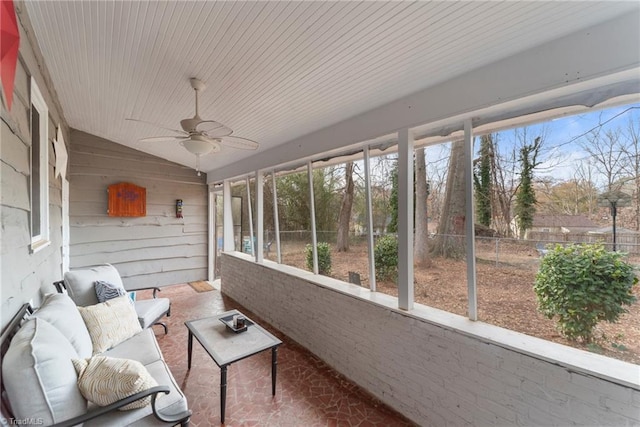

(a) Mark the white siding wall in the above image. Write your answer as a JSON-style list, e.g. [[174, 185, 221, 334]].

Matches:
[[1, 6, 68, 327], [221, 253, 640, 426], [68, 130, 208, 289]]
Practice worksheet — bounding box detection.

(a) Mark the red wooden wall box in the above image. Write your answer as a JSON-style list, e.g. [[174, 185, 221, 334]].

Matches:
[[107, 182, 146, 217]]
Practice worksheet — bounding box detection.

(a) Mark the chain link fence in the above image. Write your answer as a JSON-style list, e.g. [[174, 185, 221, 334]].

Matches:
[[270, 230, 640, 269]]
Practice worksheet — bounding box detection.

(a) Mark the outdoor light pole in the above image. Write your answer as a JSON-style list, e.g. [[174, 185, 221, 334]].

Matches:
[[611, 201, 618, 252], [597, 190, 631, 252]]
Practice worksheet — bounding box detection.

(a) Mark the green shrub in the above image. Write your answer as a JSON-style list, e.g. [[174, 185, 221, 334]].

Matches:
[[374, 234, 398, 281], [533, 243, 638, 342], [306, 242, 332, 275]]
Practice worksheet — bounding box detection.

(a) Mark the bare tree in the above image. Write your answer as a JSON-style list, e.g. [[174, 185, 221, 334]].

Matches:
[[514, 137, 542, 239], [336, 162, 355, 251], [414, 147, 431, 266], [369, 154, 397, 233], [490, 133, 519, 236], [622, 116, 640, 230], [571, 159, 599, 218], [425, 145, 450, 231], [581, 128, 629, 191], [535, 175, 598, 217], [490, 127, 549, 236], [430, 139, 466, 258]]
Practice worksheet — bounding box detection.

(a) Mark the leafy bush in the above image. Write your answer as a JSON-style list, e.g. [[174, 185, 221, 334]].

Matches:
[[533, 243, 638, 342], [374, 235, 398, 281], [306, 242, 332, 275]]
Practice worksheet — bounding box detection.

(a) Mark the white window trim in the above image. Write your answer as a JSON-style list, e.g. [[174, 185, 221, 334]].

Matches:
[[30, 78, 50, 253]]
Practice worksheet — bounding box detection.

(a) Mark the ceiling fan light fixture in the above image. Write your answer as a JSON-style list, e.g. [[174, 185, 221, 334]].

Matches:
[[181, 136, 222, 176], [182, 139, 212, 155], [181, 137, 217, 155]]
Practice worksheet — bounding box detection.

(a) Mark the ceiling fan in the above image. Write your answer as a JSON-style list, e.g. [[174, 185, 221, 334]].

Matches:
[[127, 78, 258, 175]]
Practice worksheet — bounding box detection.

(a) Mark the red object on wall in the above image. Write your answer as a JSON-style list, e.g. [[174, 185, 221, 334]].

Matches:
[[108, 182, 146, 217], [1, 0, 20, 110]]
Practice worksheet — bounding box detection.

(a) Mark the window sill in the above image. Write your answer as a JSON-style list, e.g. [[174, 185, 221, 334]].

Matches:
[[30, 238, 51, 254]]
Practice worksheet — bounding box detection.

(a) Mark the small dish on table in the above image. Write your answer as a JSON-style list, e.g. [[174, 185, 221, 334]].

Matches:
[[219, 314, 253, 333]]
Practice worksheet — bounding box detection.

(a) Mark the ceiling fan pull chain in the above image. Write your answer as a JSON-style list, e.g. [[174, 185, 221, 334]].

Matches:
[[196, 154, 201, 176]]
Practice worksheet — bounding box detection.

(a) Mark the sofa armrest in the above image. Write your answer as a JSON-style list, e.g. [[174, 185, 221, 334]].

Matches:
[[53, 280, 66, 293], [51, 386, 191, 427], [126, 286, 162, 299], [54, 280, 162, 299]]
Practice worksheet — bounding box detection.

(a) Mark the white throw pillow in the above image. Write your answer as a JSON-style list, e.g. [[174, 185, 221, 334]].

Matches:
[[2, 319, 87, 425], [72, 356, 158, 410], [32, 293, 93, 358], [78, 296, 142, 354]]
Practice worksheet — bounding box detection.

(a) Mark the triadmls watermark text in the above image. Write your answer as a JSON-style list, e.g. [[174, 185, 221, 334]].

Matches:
[[1, 417, 44, 425]]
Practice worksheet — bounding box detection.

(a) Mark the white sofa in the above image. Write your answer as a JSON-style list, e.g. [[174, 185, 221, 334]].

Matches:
[[1, 293, 190, 426]]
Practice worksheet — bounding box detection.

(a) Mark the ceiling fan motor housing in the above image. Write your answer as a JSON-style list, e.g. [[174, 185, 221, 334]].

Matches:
[[190, 78, 206, 92], [180, 117, 202, 133]]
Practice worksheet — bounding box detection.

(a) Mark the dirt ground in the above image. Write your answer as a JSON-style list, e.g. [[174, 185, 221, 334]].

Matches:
[[270, 240, 640, 364]]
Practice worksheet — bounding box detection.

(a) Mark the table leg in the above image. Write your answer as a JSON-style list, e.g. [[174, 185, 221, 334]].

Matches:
[[221, 365, 228, 424], [271, 346, 278, 396], [187, 331, 193, 370]]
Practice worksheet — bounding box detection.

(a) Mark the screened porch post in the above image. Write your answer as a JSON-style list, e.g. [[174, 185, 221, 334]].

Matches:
[[223, 179, 234, 252], [272, 171, 282, 264], [398, 129, 414, 311], [207, 186, 215, 281], [464, 119, 478, 321], [246, 176, 255, 256], [255, 171, 264, 263], [363, 146, 376, 292], [307, 161, 319, 274]]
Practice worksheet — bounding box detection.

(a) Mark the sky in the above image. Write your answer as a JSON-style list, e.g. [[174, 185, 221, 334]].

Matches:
[[421, 101, 640, 188], [517, 102, 639, 184], [536, 102, 640, 183]]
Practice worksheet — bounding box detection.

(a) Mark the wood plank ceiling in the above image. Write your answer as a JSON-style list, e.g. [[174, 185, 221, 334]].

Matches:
[[23, 1, 639, 174]]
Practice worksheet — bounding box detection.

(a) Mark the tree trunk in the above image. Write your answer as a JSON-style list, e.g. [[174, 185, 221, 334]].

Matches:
[[430, 140, 467, 258], [491, 141, 517, 237], [414, 148, 431, 267], [336, 162, 354, 252]]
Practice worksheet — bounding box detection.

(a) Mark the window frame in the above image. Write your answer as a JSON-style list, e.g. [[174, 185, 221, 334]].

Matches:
[[30, 78, 50, 253]]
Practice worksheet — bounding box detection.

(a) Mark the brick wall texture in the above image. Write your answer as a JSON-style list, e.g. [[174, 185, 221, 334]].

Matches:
[[221, 254, 640, 426]]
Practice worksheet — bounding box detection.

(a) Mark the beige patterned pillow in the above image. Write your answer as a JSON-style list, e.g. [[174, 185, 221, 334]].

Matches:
[[78, 296, 142, 354], [72, 356, 158, 410]]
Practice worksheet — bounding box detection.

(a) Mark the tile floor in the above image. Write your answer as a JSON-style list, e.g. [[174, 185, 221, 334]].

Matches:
[[147, 283, 416, 427]]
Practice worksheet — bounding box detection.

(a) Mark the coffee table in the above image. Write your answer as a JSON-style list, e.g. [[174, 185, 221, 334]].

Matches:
[[185, 310, 282, 423]]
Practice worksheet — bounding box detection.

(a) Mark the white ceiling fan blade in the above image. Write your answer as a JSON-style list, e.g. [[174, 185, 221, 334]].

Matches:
[[139, 135, 188, 143], [220, 135, 259, 150], [197, 120, 233, 137], [126, 118, 187, 136]]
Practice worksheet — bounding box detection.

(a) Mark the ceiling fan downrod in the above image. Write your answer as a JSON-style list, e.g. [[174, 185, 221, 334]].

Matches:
[[190, 77, 206, 119]]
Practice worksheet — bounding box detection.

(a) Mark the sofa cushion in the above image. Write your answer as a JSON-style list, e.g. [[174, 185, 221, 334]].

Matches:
[[103, 328, 164, 366], [2, 318, 87, 425], [72, 356, 158, 410], [95, 279, 127, 303], [78, 296, 142, 354], [65, 264, 124, 307], [32, 293, 93, 358]]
